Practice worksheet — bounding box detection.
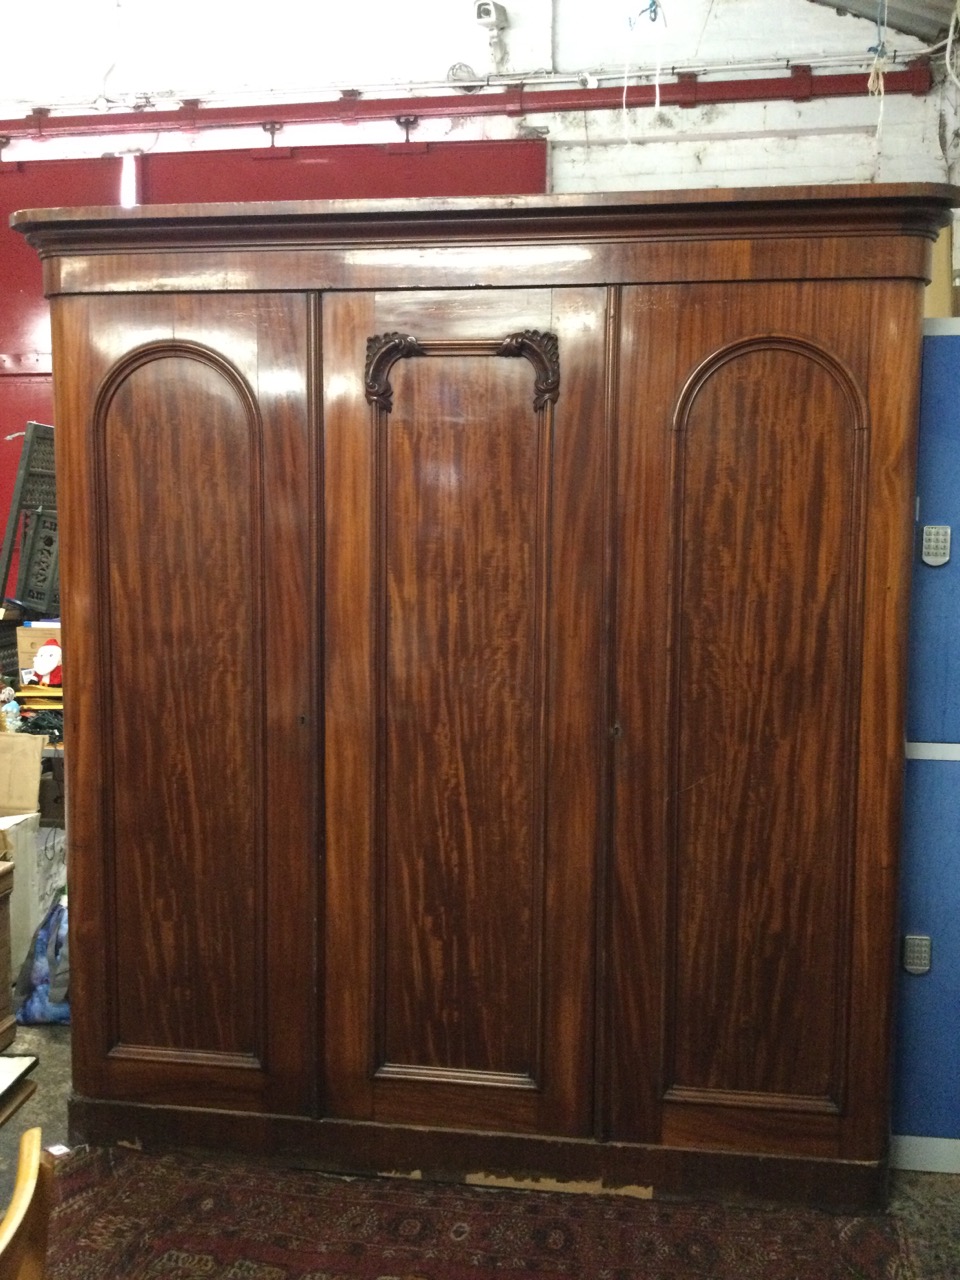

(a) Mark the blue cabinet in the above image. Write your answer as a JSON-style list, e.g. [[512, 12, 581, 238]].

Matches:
[[893, 319, 960, 1168]]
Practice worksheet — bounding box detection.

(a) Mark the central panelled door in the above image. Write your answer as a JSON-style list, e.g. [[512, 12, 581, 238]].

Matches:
[[322, 288, 608, 1135]]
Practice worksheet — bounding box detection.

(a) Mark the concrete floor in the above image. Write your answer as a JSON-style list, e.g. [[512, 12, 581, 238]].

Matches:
[[0, 1022, 71, 1204], [0, 1025, 956, 1279]]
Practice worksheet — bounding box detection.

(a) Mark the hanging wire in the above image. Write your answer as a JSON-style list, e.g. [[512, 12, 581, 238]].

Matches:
[[652, 1, 668, 110], [622, 0, 668, 122], [946, 0, 960, 93], [867, 0, 889, 146], [627, 0, 663, 27], [867, 0, 889, 95]]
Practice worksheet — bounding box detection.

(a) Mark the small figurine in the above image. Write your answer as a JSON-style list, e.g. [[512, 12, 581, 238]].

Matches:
[[29, 638, 62, 687], [0, 686, 20, 730]]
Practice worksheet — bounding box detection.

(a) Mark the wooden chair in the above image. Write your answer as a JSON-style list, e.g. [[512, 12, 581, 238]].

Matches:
[[0, 1130, 53, 1280]]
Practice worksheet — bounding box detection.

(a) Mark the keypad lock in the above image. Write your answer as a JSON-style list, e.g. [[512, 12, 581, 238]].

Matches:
[[903, 934, 932, 975], [921, 524, 951, 566]]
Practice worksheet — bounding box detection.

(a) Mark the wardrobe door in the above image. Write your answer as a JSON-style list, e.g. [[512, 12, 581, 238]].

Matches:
[[608, 280, 921, 1160], [322, 288, 608, 1136], [55, 292, 318, 1116]]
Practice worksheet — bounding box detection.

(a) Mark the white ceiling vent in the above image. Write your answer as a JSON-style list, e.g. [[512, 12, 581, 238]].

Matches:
[[807, 0, 955, 43]]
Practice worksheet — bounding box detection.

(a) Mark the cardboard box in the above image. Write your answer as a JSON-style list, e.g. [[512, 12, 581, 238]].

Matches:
[[0, 734, 45, 820], [0, 733, 50, 971], [7, 821, 65, 973], [16, 623, 61, 682], [1, 812, 42, 973]]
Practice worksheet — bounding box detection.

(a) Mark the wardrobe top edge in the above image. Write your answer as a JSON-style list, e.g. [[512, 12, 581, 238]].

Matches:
[[10, 181, 959, 238]]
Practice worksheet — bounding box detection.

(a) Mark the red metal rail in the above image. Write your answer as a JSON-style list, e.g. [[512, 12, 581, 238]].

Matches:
[[0, 61, 932, 142]]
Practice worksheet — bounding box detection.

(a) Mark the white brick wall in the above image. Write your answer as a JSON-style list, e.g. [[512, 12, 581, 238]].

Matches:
[[548, 92, 955, 189], [1, 0, 957, 196], [552, 0, 920, 73]]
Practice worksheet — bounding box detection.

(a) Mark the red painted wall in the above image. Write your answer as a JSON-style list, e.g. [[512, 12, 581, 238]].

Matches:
[[139, 140, 547, 203], [0, 139, 546, 597]]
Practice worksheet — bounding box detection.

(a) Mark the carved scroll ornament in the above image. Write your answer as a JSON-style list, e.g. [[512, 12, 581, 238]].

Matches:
[[496, 329, 560, 410], [364, 328, 560, 412], [364, 332, 426, 412]]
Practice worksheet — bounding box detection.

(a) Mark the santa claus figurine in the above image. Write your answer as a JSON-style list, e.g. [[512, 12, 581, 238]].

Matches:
[[31, 638, 62, 687]]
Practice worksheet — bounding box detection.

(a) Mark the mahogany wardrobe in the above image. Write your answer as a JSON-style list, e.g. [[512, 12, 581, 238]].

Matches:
[[14, 182, 956, 1208]]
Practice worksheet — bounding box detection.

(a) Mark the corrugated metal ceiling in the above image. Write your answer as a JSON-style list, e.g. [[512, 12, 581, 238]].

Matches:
[[807, 0, 955, 43]]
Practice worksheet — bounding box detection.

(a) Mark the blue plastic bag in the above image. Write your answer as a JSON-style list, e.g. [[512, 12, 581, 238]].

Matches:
[[15, 893, 69, 1025]]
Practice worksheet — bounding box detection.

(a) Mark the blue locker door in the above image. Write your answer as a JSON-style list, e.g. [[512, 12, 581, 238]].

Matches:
[[893, 319, 960, 1168]]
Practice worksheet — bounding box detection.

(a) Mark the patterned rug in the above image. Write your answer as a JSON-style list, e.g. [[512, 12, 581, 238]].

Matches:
[[48, 1145, 912, 1279]]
